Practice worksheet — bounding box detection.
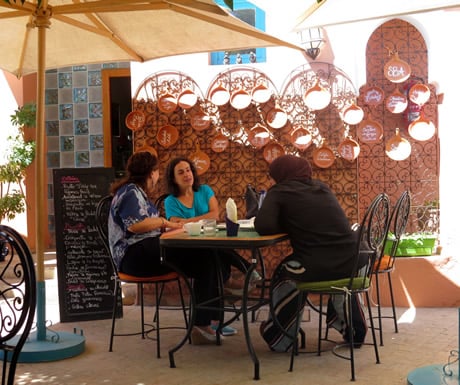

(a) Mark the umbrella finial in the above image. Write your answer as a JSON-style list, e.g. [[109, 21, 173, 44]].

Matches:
[[32, 4, 52, 29]]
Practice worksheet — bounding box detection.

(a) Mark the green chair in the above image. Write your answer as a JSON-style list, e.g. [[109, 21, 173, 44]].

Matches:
[[284, 193, 390, 381], [372, 190, 411, 346]]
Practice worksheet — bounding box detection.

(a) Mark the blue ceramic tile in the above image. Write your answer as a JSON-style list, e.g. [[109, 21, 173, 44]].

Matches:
[[89, 103, 103, 118], [45, 89, 58, 105], [60, 136, 74, 151], [47, 152, 60, 168], [90, 135, 104, 150], [75, 151, 90, 167], [59, 104, 73, 120], [88, 70, 102, 86], [74, 119, 89, 135], [73, 88, 88, 103], [46, 120, 59, 136], [102, 63, 118, 69], [58, 72, 72, 88]]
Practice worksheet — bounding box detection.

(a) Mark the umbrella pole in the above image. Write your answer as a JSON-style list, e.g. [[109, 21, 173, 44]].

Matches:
[[13, 5, 85, 362], [35, 9, 47, 343]]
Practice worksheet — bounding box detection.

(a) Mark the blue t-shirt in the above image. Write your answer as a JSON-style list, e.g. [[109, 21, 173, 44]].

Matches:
[[108, 183, 160, 269], [164, 184, 214, 219]]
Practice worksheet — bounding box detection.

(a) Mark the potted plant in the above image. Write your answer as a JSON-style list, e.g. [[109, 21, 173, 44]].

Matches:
[[0, 103, 36, 223], [384, 231, 438, 257]]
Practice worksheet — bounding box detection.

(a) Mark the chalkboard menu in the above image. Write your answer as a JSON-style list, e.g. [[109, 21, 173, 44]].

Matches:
[[53, 167, 118, 322]]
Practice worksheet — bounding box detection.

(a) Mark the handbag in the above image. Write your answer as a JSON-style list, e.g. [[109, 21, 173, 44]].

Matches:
[[244, 184, 259, 219]]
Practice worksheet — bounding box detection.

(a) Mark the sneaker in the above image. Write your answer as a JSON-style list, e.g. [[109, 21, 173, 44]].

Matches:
[[250, 271, 262, 283], [211, 324, 238, 336], [191, 327, 219, 345]]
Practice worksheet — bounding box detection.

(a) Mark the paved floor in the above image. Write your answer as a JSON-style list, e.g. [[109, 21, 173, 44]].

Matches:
[[13, 269, 459, 385]]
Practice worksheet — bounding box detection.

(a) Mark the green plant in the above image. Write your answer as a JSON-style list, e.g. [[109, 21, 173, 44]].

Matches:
[[0, 103, 36, 223], [10, 103, 36, 131], [0, 192, 25, 221]]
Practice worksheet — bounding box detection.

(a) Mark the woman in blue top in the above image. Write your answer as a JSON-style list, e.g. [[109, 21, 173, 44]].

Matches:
[[108, 151, 222, 345], [164, 157, 259, 337]]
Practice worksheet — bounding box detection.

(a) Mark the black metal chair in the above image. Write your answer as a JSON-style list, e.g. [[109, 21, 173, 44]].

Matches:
[[0, 225, 37, 385], [95, 195, 189, 358], [372, 190, 411, 346], [271, 193, 390, 381]]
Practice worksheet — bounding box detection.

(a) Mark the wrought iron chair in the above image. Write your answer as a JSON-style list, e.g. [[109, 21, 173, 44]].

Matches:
[[95, 195, 188, 358], [372, 190, 411, 346], [271, 192, 390, 381], [0, 225, 37, 385]]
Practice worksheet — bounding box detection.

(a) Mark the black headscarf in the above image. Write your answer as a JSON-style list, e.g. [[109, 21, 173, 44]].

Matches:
[[269, 155, 312, 183]]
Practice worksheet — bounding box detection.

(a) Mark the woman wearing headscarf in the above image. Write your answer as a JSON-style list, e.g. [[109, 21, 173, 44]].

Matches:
[[255, 155, 364, 351], [254, 154, 358, 282]]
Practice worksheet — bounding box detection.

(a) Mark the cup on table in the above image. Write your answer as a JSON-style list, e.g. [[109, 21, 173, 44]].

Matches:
[[184, 222, 202, 236], [202, 219, 217, 236], [225, 216, 240, 237]]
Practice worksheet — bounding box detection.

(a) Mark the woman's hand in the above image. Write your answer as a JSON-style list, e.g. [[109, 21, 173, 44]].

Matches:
[[164, 219, 183, 230]]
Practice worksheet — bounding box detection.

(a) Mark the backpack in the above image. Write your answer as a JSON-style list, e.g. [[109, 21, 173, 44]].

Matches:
[[260, 280, 307, 352], [326, 293, 368, 347]]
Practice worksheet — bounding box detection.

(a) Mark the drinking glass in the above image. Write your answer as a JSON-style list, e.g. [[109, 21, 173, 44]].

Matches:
[[202, 219, 217, 236]]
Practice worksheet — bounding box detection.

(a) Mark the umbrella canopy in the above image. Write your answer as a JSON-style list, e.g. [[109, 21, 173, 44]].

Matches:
[[1, 0, 302, 77], [0, 0, 302, 347]]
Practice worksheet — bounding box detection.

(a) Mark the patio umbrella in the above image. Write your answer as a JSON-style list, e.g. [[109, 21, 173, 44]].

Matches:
[[0, 0, 302, 361]]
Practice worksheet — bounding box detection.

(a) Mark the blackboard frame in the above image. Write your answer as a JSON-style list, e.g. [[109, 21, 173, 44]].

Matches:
[[53, 167, 120, 322]]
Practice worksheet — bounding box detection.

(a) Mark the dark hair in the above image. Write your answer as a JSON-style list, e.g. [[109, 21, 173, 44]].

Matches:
[[110, 151, 159, 194], [165, 157, 200, 196]]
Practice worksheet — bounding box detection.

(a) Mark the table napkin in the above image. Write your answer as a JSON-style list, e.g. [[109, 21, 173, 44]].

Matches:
[[225, 198, 238, 222]]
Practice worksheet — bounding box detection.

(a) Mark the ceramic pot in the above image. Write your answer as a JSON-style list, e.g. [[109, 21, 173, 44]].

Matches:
[[386, 87, 408, 114], [157, 124, 179, 148], [211, 133, 229, 153], [385, 128, 412, 161], [342, 103, 364, 125], [248, 123, 270, 148], [357, 119, 383, 143], [210, 83, 230, 106], [303, 79, 331, 111], [266, 105, 288, 129], [157, 93, 177, 114], [190, 110, 211, 131], [263, 142, 285, 164], [125, 110, 146, 131], [190, 144, 210, 175], [177, 89, 198, 110], [134, 145, 158, 158], [312, 144, 335, 168], [338, 137, 360, 162], [408, 112, 436, 141], [408, 83, 431, 106], [362, 85, 384, 106], [290, 127, 312, 151], [230, 88, 252, 110], [384, 52, 411, 83], [251, 83, 271, 104]]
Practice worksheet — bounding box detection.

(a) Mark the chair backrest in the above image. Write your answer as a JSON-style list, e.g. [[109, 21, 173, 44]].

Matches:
[[389, 190, 411, 248], [154, 193, 169, 219], [350, 193, 391, 288], [377, 190, 411, 270], [95, 195, 118, 275], [0, 225, 37, 385]]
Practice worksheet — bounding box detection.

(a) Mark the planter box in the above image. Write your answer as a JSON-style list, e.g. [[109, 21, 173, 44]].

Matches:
[[384, 233, 437, 257]]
